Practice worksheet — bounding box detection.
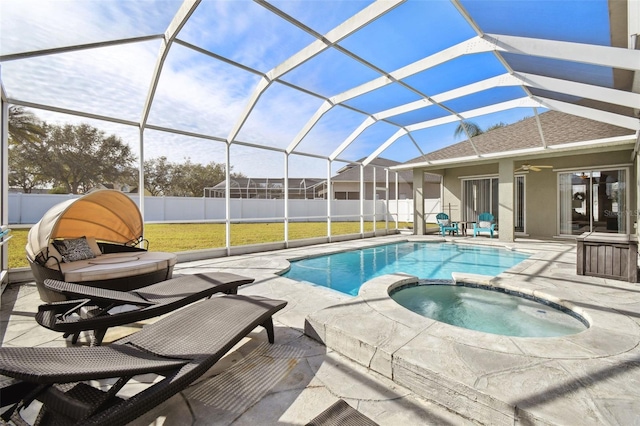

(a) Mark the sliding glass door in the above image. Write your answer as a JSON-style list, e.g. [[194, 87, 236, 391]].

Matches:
[[463, 176, 526, 232], [463, 178, 496, 224], [559, 169, 627, 235]]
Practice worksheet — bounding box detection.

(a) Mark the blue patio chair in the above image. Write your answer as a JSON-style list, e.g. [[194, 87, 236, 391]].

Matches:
[[473, 212, 495, 238], [436, 213, 459, 236]]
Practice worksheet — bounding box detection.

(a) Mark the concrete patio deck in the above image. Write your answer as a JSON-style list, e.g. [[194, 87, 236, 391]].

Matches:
[[2, 235, 639, 425]]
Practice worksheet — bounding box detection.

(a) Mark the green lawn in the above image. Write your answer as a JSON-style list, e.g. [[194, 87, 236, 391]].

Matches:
[[8, 222, 419, 269]]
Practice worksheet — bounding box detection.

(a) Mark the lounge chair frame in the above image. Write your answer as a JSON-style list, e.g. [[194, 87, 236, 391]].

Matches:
[[36, 272, 254, 345], [306, 399, 378, 426], [1, 294, 287, 426]]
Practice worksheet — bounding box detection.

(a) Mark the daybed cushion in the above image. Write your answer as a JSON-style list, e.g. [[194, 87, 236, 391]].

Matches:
[[59, 251, 177, 283]]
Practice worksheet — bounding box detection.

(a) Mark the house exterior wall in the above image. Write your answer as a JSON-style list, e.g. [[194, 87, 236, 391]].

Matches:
[[525, 164, 556, 238], [331, 181, 433, 200], [434, 147, 636, 238]]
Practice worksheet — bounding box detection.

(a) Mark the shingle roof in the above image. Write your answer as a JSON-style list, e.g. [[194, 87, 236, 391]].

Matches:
[[405, 111, 633, 164]]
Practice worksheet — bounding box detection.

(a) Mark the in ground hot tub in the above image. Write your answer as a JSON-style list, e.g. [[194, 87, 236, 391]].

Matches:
[[390, 282, 588, 337]]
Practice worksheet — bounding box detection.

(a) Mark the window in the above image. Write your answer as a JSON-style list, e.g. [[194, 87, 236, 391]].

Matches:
[[347, 192, 360, 200], [334, 191, 359, 200]]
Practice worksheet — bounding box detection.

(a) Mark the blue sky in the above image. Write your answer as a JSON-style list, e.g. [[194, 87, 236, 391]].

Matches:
[[0, 0, 613, 178]]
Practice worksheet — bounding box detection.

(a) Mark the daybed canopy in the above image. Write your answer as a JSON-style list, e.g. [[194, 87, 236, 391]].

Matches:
[[26, 189, 143, 261]]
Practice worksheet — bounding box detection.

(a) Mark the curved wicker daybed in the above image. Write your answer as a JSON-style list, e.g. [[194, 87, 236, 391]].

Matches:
[[26, 189, 177, 302]]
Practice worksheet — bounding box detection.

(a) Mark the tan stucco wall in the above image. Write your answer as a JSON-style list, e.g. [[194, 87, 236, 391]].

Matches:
[[525, 164, 557, 237], [431, 147, 635, 238]]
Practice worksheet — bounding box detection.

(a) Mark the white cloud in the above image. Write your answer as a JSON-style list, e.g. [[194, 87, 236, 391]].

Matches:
[[1, 1, 181, 54], [147, 46, 260, 138], [1, 0, 409, 179]]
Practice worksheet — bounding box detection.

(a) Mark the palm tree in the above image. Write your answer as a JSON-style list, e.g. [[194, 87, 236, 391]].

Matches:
[[453, 120, 483, 139], [485, 122, 507, 131], [8, 105, 44, 143]]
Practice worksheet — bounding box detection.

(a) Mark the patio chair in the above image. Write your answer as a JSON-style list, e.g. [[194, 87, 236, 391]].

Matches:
[[473, 212, 496, 238], [0, 294, 287, 426], [306, 399, 378, 426], [36, 272, 254, 345], [436, 213, 459, 236]]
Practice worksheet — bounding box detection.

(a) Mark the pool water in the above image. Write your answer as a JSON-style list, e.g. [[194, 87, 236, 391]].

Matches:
[[281, 242, 529, 296], [391, 284, 587, 337]]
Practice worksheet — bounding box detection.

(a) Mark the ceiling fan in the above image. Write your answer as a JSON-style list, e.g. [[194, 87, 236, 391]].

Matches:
[[515, 164, 553, 172]]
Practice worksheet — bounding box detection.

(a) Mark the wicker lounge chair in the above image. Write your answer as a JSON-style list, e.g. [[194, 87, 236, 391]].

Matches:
[[0, 294, 287, 426], [36, 272, 254, 345], [26, 189, 177, 303]]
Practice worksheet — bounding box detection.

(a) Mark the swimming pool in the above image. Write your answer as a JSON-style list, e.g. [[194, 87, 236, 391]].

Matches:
[[281, 242, 530, 296]]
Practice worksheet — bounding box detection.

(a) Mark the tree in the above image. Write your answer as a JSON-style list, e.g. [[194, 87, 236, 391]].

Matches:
[[8, 110, 137, 193], [454, 120, 510, 140], [144, 156, 175, 196], [8, 107, 49, 192], [485, 122, 507, 132], [170, 159, 231, 197], [9, 108, 245, 196], [144, 157, 245, 197], [454, 121, 483, 139], [35, 123, 136, 194], [8, 106, 44, 143], [8, 137, 51, 192]]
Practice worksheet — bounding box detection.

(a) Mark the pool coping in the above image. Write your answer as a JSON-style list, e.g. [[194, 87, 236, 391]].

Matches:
[[304, 238, 640, 425]]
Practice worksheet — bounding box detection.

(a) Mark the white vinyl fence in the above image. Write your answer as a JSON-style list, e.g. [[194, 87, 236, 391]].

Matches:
[[9, 193, 441, 225]]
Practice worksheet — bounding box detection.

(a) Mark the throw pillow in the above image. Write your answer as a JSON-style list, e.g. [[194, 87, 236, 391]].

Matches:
[[438, 219, 450, 226], [86, 236, 102, 256], [479, 221, 492, 228], [53, 237, 96, 263]]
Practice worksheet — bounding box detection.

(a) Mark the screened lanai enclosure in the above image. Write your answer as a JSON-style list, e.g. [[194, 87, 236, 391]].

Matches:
[[1, 0, 639, 282]]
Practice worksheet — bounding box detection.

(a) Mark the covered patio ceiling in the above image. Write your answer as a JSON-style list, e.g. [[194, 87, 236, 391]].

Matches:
[[1, 0, 639, 178]]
